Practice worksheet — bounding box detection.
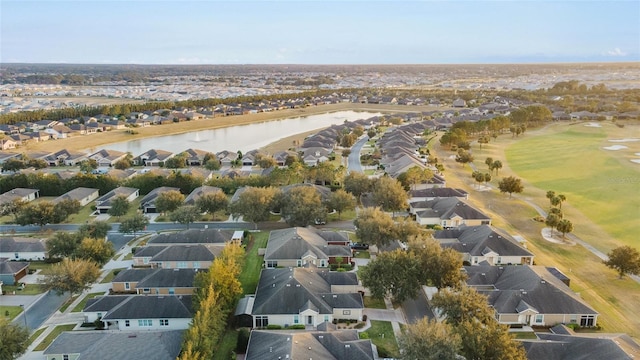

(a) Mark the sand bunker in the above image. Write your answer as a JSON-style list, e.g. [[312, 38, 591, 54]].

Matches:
[[609, 138, 640, 142], [603, 145, 628, 150], [631, 159, 640, 164], [584, 122, 602, 128]]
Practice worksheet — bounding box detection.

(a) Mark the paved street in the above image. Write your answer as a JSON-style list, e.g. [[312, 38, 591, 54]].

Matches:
[[13, 291, 70, 332], [347, 136, 368, 173]]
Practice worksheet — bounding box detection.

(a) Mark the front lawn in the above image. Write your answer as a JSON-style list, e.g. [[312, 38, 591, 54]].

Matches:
[[0, 305, 23, 320], [363, 296, 386, 309], [28, 327, 47, 345], [239, 231, 268, 294], [361, 320, 399, 358], [33, 324, 76, 351], [3, 284, 45, 295]]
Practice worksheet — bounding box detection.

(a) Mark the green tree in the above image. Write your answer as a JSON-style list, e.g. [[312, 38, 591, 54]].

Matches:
[[354, 207, 397, 247], [119, 213, 149, 236], [372, 176, 408, 215], [545, 213, 560, 236], [46, 232, 82, 259], [360, 249, 423, 302], [228, 186, 280, 223], [16, 201, 56, 227], [52, 199, 82, 223], [343, 172, 372, 203], [485, 157, 494, 170], [257, 156, 276, 169], [325, 189, 355, 220], [107, 195, 131, 219], [498, 176, 524, 198], [204, 157, 221, 171], [402, 166, 434, 191], [0, 318, 30, 360], [155, 190, 185, 214], [169, 205, 201, 228], [195, 191, 229, 220], [79, 159, 99, 174], [556, 219, 573, 238], [164, 154, 187, 169], [410, 236, 465, 290], [491, 160, 503, 175], [604, 246, 640, 279], [78, 221, 112, 239], [281, 186, 325, 227], [114, 154, 133, 170], [40, 258, 101, 295], [0, 198, 26, 223], [75, 238, 114, 265], [398, 318, 461, 360], [432, 287, 495, 326], [455, 149, 474, 167]]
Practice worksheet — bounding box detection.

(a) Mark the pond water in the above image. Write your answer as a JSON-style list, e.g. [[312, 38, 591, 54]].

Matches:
[[99, 110, 382, 154]]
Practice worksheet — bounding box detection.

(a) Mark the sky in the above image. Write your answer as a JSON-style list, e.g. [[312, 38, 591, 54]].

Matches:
[[1, 0, 639, 64]]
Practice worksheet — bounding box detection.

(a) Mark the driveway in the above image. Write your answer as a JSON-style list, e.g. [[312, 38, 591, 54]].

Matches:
[[402, 290, 436, 324], [363, 308, 407, 324]]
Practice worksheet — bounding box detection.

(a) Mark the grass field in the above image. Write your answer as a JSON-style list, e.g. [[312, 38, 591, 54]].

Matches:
[[505, 122, 640, 251], [432, 123, 640, 339], [0, 305, 23, 320], [362, 320, 399, 358], [239, 232, 268, 294]]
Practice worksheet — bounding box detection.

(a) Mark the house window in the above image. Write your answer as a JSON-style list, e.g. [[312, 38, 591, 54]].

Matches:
[[266, 261, 277, 268], [256, 316, 269, 328], [97, 313, 102, 318], [169, 288, 175, 295], [160, 319, 169, 326], [125, 320, 130, 327], [324, 315, 329, 322], [297, 260, 302, 267], [14, 252, 19, 259], [142, 288, 150, 294], [497, 257, 502, 264], [580, 315, 595, 327], [481, 220, 491, 225], [143, 258, 149, 264], [320, 260, 326, 267], [193, 262, 200, 268], [138, 319, 153, 327], [125, 282, 130, 290], [343, 310, 351, 315], [177, 262, 187, 269], [165, 263, 171, 269], [63, 355, 69, 360], [535, 315, 543, 324], [294, 315, 299, 324]]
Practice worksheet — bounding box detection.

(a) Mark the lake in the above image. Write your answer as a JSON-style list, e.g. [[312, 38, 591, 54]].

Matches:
[[99, 110, 382, 155]]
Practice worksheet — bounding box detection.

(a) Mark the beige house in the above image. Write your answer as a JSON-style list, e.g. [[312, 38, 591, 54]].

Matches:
[[111, 268, 198, 295]]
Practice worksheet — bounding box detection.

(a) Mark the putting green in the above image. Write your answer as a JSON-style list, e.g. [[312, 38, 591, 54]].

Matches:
[[506, 123, 640, 251]]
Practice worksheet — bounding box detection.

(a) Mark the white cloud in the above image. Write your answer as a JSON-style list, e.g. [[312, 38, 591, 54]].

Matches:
[[605, 48, 627, 57]]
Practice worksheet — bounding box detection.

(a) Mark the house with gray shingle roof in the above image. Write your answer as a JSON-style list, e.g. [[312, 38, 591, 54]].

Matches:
[[88, 149, 127, 167], [111, 268, 201, 295], [146, 228, 236, 246], [245, 329, 376, 360], [0, 237, 47, 260], [521, 325, 640, 360], [433, 225, 533, 266], [413, 197, 491, 228], [409, 187, 468, 202], [86, 295, 193, 330], [133, 244, 218, 269], [0, 258, 29, 285], [140, 186, 180, 213], [184, 185, 223, 206], [0, 188, 39, 206], [133, 149, 174, 166], [264, 227, 352, 268], [247, 267, 363, 329], [95, 186, 139, 214], [43, 330, 184, 360], [53, 187, 99, 207], [464, 265, 599, 328]]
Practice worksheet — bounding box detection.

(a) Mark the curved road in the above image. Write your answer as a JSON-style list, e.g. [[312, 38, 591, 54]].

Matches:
[[347, 136, 368, 173]]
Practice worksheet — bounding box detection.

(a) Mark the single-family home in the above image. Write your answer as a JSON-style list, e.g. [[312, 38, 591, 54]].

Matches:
[[43, 330, 184, 360], [139, 187, 180, 213], [0, 237, 47, 261], [132, 244, 218, 269], [245, 267, 363, 329], [111, 268, 200, 295], [181, 148, 210, 166], [245, 329, 376, 360], [146, 228, 238, 246], [433, 225, 534, 266], [95, 187, 139, 214], [134, 149, 174, 166], [0, 188, 40, 206], [84, 295, 193, 330], [53, 187, 100, 207], [0, 258, 29, 285], [412, 197, 491, 228], [408, 187, 468, 202], [183, 186, 223, 206], [264, 227, 352, 268], [88, 149, 127, 167], [521, 325, 640, 360], [0, 151, 21, 164], [46, 149, 89, 166], [464, 265, 599, 328]]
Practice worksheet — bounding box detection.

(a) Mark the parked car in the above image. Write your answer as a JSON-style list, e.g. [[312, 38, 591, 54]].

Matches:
[[350, 243, 369, 250]]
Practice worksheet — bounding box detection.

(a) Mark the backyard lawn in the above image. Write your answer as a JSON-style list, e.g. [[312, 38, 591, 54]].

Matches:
[[239, 231, 269, 294], [361, 320, 399, 358]]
